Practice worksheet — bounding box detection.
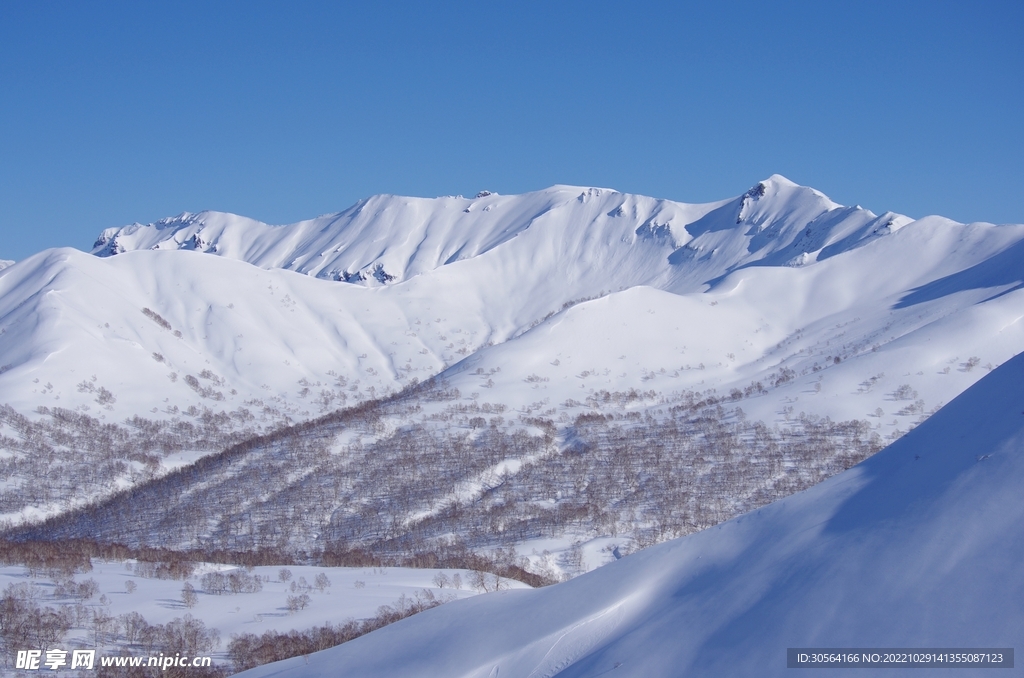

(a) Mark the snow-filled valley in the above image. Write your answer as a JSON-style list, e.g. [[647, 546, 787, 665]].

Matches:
[[1, 175, 1023, 675]]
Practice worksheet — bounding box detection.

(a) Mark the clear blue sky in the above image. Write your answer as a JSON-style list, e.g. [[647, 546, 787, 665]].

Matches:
[[1, 0, 1021, 261]]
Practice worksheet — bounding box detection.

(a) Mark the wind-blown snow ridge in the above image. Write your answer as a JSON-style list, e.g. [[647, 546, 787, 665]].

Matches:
[[236, 348, 1024, 678], [91, 177, 909, 288]]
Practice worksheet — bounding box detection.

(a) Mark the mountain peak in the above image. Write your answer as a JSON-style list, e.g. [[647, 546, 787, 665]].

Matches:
[[763, 173, 798, 187]]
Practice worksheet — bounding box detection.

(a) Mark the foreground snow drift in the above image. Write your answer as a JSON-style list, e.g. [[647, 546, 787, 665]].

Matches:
[[237, 351, 1024, 678]]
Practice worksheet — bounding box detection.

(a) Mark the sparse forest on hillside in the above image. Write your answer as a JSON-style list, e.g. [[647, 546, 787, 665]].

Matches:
[[4, 375, 883, 576]]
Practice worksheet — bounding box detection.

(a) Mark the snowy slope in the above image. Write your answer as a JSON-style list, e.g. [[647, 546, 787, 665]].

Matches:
[[438, 214, 1024, 432], [0, 247, 456, 421], [235, 348, 1024, 678]]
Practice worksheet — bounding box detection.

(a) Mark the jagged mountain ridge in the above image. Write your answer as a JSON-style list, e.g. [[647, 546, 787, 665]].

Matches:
[[92, 176, 909, 290]]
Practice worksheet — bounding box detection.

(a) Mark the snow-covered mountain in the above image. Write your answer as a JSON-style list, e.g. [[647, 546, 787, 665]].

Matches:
[[235, 340, 1024, 678], [5, 176, 1022, 428], [3, 176, 1024, 532], [94, 178, 899, 288]]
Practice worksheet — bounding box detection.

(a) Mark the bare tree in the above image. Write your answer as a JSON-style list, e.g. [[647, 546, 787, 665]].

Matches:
[[181, 582, 198, 608]]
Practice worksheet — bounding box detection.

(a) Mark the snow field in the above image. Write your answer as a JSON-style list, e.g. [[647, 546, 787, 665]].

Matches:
[[0, 561, 520, 670]]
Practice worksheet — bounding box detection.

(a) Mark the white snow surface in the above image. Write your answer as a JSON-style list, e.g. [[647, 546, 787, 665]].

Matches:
[[0, 563, 514, 670], [235, 346, 1024, 678]]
